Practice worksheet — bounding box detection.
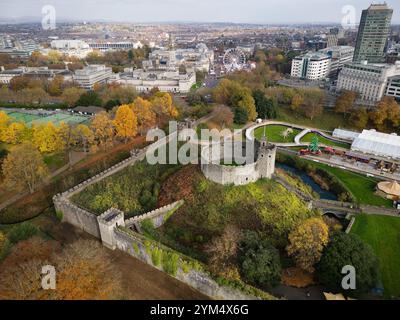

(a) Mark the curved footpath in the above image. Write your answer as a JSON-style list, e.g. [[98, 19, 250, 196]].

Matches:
[[245, 120, 350, 149]]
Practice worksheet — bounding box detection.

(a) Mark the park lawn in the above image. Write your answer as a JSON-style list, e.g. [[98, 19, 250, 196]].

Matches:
[[254, 125, 301, 143], [301, 133, 351, 149], [310, 161, 392, 207], [276, 105, 350, 131], [43, 152, 68, 172], [351, 214, 400, 298]]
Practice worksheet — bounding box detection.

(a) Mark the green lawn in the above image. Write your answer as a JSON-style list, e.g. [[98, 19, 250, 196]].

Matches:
[[43, 152, 68, 172], [276, 106, 351, 131], [310, 161, 392, 207], [254, 125, 301, 143], [301, 133, 351, 149], [351, 214, 400, 298]]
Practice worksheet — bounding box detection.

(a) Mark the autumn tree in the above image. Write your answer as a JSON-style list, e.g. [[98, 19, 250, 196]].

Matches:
[[206, 225, 241, 276], [72, 124, 95, 153], [334, 91, 357, 117], [47, 75, 64, 96], [286, 218, 329, 273], [113, 105, 138, 143], [1, 122, 27, 144], [131, 97, 156, 135], [291, 93, 304, 111], [349, 107, 369, 130], [100, 84, 137, 105], [213, 79, 257, 123], [2, 142, 48, 193], [151, 92, 179, 119], [32, 122, 64, 153], [369, 97, 400, 131], [61, 87, 86, 107], [0, 111, 11, 137], [212, 105, 234, 128], [91, 111, 115, 150], [0, 239, 122, 300], [301, 89, 325, 120]]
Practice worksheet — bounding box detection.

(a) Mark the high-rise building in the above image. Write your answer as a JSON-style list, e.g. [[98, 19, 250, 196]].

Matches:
[[353, 3, 393, 63], [336, 61, 400, 104], [291, 52, 331, 80], [327, 28, 340, 47]]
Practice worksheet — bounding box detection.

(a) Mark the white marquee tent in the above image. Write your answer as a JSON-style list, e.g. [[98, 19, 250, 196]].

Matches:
[[351, 129, 400, 159]]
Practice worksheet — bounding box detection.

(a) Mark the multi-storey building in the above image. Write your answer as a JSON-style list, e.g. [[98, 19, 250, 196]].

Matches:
[[320, 46, 355, 77], [336, 61, 400, 104], [385, 75, 400, 100], [353, 3, 393, 63], [290, 52, 331, 80], [50, 40, 93, 59], [73, 65, 113, 90], [88, 41, 143, 52], [115, 68, 196, 94]]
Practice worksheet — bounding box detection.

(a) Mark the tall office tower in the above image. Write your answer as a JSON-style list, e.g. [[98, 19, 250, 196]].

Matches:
[[327, 28, 339, 47], [353, 3, 393, 63]]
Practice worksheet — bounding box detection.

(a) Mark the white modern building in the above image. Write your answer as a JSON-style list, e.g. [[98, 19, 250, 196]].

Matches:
[[149, 44, 214, 72], [336, 61, 400, 104], [115, 68, 196, 94], [50, 39, 93, 58], [351, 129, 400, 159], [386, 75, 400, 100], [73, 65, 113, 90], [320, 46, 354, 77], [88, 41, 143, 52], [0, 66, 26, 84], [291, 52, 331, 80]]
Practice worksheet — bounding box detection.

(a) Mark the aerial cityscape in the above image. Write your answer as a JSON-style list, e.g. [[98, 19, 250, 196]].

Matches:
[[0, 0, 400, 309]]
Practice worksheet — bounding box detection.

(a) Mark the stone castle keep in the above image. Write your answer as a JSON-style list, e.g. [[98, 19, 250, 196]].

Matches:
[[52, 124, 278, 300], [200, 136, 277, 186]]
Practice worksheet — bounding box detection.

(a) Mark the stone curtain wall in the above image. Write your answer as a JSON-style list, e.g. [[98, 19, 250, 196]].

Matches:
[[53, 150, 147, 236], [114, 227, 271, 300], [54, 196, 100, 238], [125, 200, 184, 229]]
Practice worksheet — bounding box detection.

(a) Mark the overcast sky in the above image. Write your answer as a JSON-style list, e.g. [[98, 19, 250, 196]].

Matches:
[[1, 0, 399, 24]]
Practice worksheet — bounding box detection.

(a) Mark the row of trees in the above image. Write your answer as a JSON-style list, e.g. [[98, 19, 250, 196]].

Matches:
[[206, 215, 379, 296], [0, 235, 122, 300], [0, 92, 178, 194], [212, 79, 258, 124], [334, 92, 400, 132]]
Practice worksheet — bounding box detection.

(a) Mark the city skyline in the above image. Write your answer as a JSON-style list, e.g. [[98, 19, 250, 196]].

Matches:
[[1, 0, 400, 24]]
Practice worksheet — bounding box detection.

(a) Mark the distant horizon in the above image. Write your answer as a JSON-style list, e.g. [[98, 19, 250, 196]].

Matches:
[[0, 0, 399, 25]]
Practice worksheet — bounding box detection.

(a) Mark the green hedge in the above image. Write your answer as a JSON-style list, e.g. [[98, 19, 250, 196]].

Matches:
[[0, 102, 69, 110]]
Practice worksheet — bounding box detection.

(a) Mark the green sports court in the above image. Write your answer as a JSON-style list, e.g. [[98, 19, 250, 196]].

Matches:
[[1, 109, 90, 127]]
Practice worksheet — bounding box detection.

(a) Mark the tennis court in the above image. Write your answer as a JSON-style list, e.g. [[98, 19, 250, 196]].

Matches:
[[1, 109, 90, 126]]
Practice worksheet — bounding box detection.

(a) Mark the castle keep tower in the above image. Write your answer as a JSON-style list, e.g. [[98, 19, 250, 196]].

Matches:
[[256, 135, 277, 179]]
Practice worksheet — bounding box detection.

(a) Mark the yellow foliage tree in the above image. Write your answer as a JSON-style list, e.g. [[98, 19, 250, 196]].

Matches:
[[0, 111, 11, 140], [2, 122, 27, 144], [72, 124, 95, 153], [113, 105, 138, 142], [32, 122, 64, 153], [2, 142, 48, 193], [286, 217, 329, 273], [151, 92, 179, 119], [90, 111, 115, 150], [131, 97, 156, 135]]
